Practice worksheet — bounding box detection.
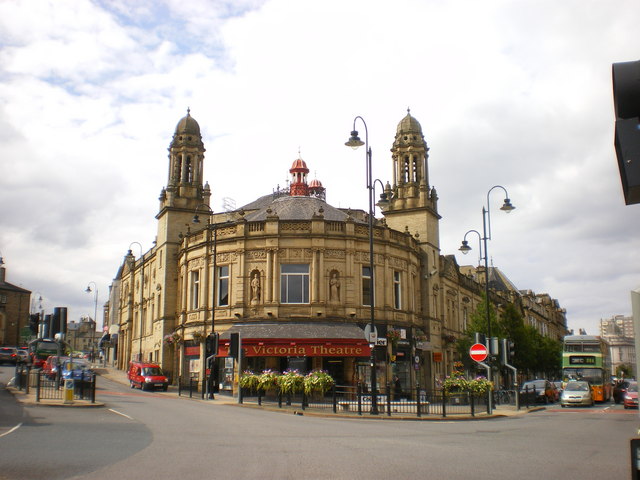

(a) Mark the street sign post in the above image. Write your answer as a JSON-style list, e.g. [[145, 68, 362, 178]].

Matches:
[[469, 343, 488, 362]]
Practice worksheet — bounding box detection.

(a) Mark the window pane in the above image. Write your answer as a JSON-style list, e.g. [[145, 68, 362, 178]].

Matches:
[[218, 278, 229, 306], [280, 264, 309, 304], [282, 264, 309, 274], [362, 266, 372, 307]]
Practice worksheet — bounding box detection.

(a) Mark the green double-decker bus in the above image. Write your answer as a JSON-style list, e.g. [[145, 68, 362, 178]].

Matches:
[[562, 335, 611, 402]]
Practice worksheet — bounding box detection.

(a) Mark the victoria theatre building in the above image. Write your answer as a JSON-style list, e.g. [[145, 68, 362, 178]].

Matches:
[[106, 109, 567, 394]]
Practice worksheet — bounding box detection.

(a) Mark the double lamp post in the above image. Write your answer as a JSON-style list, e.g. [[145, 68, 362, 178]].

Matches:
[[459, 185, 515, 414]]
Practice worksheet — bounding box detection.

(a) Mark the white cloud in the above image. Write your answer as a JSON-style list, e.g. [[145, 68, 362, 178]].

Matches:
[[0, 0, 639, 335]]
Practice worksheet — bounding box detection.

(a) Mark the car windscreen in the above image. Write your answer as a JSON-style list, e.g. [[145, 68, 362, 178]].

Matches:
[[564, 382, 589, 392], [142, 367, 163, 376]]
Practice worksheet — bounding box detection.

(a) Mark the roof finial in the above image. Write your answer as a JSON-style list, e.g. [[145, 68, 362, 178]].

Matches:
[[187, 107, 191, 116], [298, 146, 301, 158], [407, 107, 411, 115]]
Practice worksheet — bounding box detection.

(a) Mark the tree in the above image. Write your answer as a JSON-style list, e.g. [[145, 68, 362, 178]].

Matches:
[[616, 363, 633, 379]]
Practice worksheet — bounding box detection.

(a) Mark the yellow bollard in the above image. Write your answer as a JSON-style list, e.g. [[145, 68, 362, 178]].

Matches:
[[64, 379, 74, 404]]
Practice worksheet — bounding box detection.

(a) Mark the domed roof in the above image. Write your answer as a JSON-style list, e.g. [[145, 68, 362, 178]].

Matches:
[[174, 108, 201, 136], [309, 178, 323, 188], [396, 108, 422, 135], [290, 157, 309, 172]]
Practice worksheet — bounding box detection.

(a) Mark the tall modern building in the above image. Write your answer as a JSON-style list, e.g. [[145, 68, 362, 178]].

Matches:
[[106, 109, 568, 392]]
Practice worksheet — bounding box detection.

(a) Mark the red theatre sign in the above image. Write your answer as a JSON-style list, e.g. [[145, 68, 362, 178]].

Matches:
[[469, 343, 488, 362]]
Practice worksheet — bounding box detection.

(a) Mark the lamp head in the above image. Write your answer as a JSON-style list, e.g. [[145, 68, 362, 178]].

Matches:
[[377, 191, 390, 210], [85, 286, 92, 293], [192, 214, 201, 224], [500, 198, 515, 213], [345, 130, 365, 150], [459, 240, 472, 254]]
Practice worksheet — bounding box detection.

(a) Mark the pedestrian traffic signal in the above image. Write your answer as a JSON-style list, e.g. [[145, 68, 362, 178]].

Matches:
[[205, 332, 219, 357], [508, 340, 515, 360], [612, 60, 640, 205]]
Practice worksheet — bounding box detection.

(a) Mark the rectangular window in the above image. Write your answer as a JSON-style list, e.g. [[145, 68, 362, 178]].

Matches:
[[218, 265, 229, 306], [362, 266, 372, 307], [190, 270, 200, 310], [393, 271, 401, 309], [280, 264, 309, 304]]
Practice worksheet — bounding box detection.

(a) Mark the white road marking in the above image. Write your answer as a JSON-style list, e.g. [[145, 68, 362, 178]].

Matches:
[[108, 408, 134, 420], [0, 423, 22, 438]]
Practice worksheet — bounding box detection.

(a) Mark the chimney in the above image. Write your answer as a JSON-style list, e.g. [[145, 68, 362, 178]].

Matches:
[[0, 266, 5, 283]]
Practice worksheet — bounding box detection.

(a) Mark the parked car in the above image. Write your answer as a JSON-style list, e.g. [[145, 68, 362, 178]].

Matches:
[[0, 347, 18, 365], [127, 362, 169, 391], [60, 359, 94, 382], [613, 379, 634, 404], [42, 355, 70, 379], [623, 382, 638, 409], [520, 379, 556, 404], [560, 380, 594, 407], [16, 349, 30, 363]]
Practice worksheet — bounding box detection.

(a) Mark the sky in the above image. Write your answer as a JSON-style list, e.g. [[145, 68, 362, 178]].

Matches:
[[0, 0, 639, 336]]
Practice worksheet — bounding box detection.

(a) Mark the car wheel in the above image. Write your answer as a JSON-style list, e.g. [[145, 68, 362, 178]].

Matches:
[[561, 404, 565, 408], [162, 386, 168, 392]]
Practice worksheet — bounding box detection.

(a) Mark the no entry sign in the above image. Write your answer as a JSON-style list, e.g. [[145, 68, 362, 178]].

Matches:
[[469, 343, 488, 362]]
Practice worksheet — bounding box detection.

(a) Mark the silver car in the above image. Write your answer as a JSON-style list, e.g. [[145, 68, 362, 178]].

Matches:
[[560, 381, 593, 407]]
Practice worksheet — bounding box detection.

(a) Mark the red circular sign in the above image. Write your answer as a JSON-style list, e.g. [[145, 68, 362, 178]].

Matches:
[[469, 343, 488, 362]]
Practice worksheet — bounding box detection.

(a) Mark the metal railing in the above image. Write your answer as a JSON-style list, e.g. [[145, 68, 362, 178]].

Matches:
[[239, 383, 496, 418], [13, 364, 96, 403]]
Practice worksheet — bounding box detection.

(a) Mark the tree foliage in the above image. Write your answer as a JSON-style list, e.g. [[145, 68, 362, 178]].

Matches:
[[456, 297, 562, 379]]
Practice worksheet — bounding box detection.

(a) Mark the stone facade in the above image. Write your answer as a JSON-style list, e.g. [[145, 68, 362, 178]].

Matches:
[[107, 109, 568, 390]]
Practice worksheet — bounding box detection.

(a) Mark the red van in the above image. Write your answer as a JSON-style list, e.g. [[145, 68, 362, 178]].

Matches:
[[127, 362, 169, 391]]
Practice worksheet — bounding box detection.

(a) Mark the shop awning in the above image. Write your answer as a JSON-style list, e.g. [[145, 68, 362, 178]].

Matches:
[[217, 323, 371, 357]]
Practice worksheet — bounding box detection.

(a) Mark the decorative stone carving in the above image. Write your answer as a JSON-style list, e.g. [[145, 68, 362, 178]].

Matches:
[[250, 271, 261, 305], [329, 271, 341, 303]]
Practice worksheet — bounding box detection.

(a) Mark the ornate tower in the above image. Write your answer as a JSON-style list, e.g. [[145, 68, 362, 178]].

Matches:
[[382, 109, 440, 254], [157, 109, 211, 245], [155, 110, 210, 348], [382, 110, 442, 336]]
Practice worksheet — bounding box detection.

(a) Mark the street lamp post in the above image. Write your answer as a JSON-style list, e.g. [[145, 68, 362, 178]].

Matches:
[[193, 204, 220, 399], [85, 282, 98, 329], [128, 242, 144, 362], [345, 116, 384, 415], [459, 185, 515, 414]]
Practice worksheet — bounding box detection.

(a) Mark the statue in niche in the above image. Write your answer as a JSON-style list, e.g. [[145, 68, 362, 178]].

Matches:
[[250, 272, 261, 305], [329, 272, 341, 302]]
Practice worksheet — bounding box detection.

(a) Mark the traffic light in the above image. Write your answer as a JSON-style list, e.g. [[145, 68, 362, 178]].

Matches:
[[474, 332, 486, 347], [612, 60, 640, 205], [28, 313, 40, 335], [229, 332, 239, 358], [500, 338, 516, 365], [205, 332, 219, 357]]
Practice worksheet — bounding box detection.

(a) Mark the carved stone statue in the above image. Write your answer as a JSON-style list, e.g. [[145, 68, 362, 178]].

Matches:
[[329, 272, 340, 302], [251, 272, 261, 305]]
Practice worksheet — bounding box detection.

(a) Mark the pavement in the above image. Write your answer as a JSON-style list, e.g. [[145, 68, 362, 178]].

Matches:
[[6, 365, 545, 420]]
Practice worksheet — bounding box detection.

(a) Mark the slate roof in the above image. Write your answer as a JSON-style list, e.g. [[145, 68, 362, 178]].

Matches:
[[242, 195, 365, 224]]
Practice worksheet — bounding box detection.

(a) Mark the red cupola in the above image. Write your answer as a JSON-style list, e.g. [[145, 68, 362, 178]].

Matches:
[[289, 157, 309, 196]]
